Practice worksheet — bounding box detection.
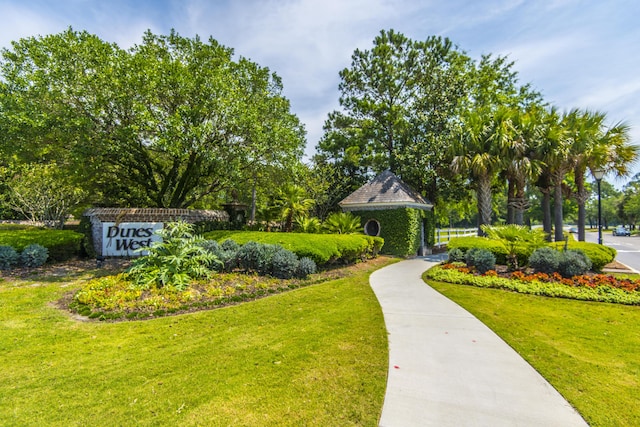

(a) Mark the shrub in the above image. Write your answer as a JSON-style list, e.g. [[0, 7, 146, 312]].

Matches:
[[221, 239, 240, 252], [19, 243, 49, 268], [482, 225, 546, 270], [529, 247, 561, 274], [465, 248, 496, 274], [296, 216, 322, 233], [127, 221, 219, 291], [447, 248, 465, 263], [558, 250, 592, 278], [199, 240, 238, 272], [236, 241, 267, 273], [549, 241, 615, 272], [270, 247, 300, 279], [204, 231, 383, 267], [297, 257, 317, 278], [323, 212, 363, 234], [0, 245, 19, 270], [0, 228, 83, 262], [447, 236, 508, 265]]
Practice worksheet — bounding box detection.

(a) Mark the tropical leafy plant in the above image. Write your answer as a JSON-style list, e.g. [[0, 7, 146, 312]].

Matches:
[[277, 184, 315, 232], [295, 216, 322, 233], [127, 221, 219, 291], [482, 224, 546, 270], [323, 212, 363, 234]]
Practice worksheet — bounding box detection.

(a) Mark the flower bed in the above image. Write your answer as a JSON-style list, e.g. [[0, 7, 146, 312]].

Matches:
[[425, 263, 640, 305], [69, 272, 320, 321]]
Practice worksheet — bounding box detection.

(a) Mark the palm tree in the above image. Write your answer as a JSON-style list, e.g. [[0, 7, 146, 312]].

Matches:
[[505, 105, 543, 225], [568, 110, 638, 241], [452, 107, 515, 235], [532, 107, 567, 241], [564, 109, 604, 241], [276, 184, 315, 232]]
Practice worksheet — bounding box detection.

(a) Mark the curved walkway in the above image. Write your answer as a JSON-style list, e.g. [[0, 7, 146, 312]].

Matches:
[[370, 256, 588, 427]]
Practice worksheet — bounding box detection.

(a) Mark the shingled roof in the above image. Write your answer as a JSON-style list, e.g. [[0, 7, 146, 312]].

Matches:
[[339, 170, 433, 211]]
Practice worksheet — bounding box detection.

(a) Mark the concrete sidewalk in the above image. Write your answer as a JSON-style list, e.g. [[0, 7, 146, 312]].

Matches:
[[370, 257, 588, 427]]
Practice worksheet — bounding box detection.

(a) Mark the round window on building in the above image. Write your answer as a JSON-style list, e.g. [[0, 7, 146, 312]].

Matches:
[[364, 219, 381, 236]]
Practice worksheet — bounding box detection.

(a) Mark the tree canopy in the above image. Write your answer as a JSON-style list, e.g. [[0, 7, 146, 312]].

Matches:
[[0, 28, 305, 209]]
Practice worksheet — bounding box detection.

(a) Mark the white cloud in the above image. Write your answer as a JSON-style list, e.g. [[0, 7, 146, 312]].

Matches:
[[0, 3, 60, 47]]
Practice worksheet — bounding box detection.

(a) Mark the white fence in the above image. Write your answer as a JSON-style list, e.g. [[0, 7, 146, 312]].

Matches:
[[434, 227, 477, 247]]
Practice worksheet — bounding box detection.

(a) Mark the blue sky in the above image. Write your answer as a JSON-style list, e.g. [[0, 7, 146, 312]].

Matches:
[[2, 0, 639, 183]]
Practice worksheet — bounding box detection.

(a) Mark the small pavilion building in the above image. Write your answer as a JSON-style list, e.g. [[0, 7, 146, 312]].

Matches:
[[339, 170, 434, 256]]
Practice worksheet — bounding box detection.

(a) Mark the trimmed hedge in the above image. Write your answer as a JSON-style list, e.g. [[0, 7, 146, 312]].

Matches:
[[203, 231, 383, 266], [549, 240, 616, 272], [449, 235, 617, 272], [0, 228, 83, 262], [447, 236, 509, 265]]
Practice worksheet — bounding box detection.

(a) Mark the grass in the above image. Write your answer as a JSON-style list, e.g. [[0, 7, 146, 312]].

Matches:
[[0, 257, 393, 426], [426, 278, 640, 427]]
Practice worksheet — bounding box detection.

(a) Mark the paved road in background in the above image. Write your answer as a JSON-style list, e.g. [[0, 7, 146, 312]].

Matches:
[[583, 230, 640, 272]]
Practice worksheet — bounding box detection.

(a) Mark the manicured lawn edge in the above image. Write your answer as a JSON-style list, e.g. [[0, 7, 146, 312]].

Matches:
[[0, 257, 393, 426]]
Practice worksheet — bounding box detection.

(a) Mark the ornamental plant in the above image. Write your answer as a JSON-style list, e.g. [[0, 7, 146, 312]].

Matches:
[[465, 248, 496, 274], [482, 224, 546, 270], [528, 247, 561, 274], [0, 245, 18, 270], [127, 221, 220, 291], [19, 243, 49, 268], [558, 250, 592, 278], [428, 263, 640, 305], [323, 212, 363, 234]]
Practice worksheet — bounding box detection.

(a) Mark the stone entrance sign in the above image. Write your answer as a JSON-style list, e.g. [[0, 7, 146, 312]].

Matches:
[[102, 222, 164, 256], [84, 208, 229, 258]]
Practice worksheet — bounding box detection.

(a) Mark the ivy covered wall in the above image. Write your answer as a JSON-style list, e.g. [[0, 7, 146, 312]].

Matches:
[[353, 208, 431, 256]]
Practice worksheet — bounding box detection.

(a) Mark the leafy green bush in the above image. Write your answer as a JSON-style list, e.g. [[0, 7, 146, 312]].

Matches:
[[550, 241, 615, 272], [19, 243, 49, 268], [295, 216, 322, 233], [447, 248, 465, 263], [447, 236, 508, 264], [127, 221, 219, 291], [204, 231, 382, 267], [482, 225, 546, 270], [206, 239, 317, 279], [323, 212, 363, 234], [0, 228, 83, 262], [0, 245, 19, 270], [529, 247, 561, 274], [465, 248, 496, 274], [558, 250, 592, 278]]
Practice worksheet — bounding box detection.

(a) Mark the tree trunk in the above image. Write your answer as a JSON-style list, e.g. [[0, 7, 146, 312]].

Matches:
[[573, 167, 589, 242], [553, 180, 565, 242], [250, 182, 257, 222], [476, 174, 492, 236], [542, 190, 552, 241], [506, 179, 515, 224]]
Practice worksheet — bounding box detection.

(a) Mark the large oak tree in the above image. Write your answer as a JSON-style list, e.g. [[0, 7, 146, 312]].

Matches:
[[0, 29, 305, 208]]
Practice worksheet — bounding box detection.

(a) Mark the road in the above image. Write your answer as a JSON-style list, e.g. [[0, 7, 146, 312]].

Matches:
[[583, 230, 640, 272]]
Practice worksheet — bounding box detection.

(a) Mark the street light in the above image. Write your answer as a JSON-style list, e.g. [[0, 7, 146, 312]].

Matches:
[[592, 168, 605, 245]]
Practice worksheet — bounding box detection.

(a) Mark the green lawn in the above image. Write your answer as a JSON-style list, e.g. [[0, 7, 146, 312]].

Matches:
[[0, 258, 392, 426], [427, 279, 640, 427]]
